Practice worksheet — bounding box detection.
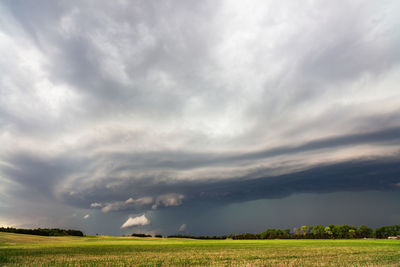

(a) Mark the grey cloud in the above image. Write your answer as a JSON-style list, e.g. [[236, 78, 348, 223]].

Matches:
[[207, 158, 400, 203], [56, 156, 400, 213], [0, 152, 87, 198], [101, 201, 129, 213], [235, 126, 400, 162], [88, 194, 184, 213], [299, 2, 400, 82], [152, 194, 184, 209], [3, 126, 399, 212], [99, 197, 153, 213], [80, 125, 400, 173], [1, 0, 400, 234], [2, 0, 222, 120]]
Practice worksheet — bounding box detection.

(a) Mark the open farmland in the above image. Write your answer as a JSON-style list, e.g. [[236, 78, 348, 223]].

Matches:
[[0, 232, 399, 266]]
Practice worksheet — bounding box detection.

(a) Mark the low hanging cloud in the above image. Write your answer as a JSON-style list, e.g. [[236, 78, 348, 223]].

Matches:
[[178, 224, 187, 232], [63, 156, 400, 213], [90, 203, 102, 208], [121, 215, 150, 229], [99, 197, 153, 213], [93, 194, 183, 213], [89, 195, 190, 213], [152, 194, 185, 210], [126, 197, 154, 207], [83, 214, 89, 219]]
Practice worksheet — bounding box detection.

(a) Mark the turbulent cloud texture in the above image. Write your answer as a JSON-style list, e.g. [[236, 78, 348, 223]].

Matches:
[[0, 0, 400, 235]]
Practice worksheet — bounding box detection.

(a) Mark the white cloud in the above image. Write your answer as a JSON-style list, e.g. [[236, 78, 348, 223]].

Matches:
[[120, 214, 150, 229], [90, 202, 102, 208], [83, 214, 89, 219], [124, 198, 135, 204], [126, 197, 153, 207]]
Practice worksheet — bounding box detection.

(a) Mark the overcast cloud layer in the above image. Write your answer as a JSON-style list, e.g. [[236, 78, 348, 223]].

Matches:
[[1, 0, 400, 235]]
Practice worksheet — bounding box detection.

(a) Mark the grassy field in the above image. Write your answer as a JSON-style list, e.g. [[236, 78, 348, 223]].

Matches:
[[0, 232, 399, 266]]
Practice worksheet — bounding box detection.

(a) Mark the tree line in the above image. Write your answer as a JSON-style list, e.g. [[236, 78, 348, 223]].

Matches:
[[0, 227, 84, 237], [131, 233, 152, 237], [167, 224, 400, 239], [2, 224, 399, 239], [131, 233, 163, 238]]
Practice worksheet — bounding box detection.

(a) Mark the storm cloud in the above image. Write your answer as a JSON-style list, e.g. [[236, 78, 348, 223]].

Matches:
[[0, 0, 400, 235]]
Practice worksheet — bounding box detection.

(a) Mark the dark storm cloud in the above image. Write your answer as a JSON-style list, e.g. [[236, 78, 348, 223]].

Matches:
[[1, 0, 400, 232], [68, 125, 400, 174], [56, 156, 400, 212], [0, 152, 89, 198], [208, 158, 400, 202]]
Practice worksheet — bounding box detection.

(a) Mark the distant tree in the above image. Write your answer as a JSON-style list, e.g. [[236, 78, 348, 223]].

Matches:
[[131, 233, 151, 238], [233, 233, 260, 240], [283, 229, 291, 239], [324, 226, 333, 238], [261, 229, 289, 239], [301, 226, 307, 238], [357, 225, 373, 238], [349, 229, 356, 238], [0, 227, 83, 237], [375, 225, 400, 238], [313, 225, 325, 239], [293, 227, 301, 238]]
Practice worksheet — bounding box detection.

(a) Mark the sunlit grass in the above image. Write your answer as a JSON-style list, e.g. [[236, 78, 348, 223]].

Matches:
[[1, 232, 399, 266]]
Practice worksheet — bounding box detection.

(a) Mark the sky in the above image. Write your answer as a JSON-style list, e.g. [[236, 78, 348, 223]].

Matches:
[[0, 0, 400, 236]]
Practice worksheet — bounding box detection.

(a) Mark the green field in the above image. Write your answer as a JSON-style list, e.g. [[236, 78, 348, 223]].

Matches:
[[1, 232, 399, 266]]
